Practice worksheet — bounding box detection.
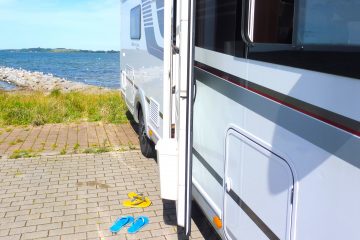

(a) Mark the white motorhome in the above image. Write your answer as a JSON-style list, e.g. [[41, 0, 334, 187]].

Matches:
[[121, 0, 360, 239]]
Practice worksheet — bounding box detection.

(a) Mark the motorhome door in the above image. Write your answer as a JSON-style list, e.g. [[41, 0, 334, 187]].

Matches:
[[171, 0, 195, 235]]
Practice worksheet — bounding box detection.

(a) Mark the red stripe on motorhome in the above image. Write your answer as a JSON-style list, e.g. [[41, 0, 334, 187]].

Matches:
[[194, 62, 360, 137]]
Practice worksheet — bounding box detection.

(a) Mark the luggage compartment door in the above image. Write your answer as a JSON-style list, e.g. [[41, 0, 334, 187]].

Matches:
[[224, 128, 294, 240]]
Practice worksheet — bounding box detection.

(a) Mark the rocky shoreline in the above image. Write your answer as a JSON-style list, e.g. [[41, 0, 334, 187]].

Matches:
[[0, 66, 109, 92]]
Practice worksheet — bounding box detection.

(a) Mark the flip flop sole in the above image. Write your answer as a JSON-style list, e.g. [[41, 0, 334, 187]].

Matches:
[[109, 216, 134, 233], [128, 216, 149, 234]]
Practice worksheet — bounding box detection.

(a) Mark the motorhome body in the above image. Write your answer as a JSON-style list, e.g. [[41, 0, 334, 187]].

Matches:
[[121, 0, 360, 239]]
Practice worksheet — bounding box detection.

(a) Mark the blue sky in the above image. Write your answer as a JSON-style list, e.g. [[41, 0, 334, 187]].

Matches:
[[0, 0, 121, 50]]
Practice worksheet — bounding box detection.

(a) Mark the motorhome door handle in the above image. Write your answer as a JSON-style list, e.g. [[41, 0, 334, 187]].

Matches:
[[172, 44, 180, 54]]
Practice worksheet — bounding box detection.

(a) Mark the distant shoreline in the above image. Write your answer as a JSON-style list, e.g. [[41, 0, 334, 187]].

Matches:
[[0, 48, 120, 54]]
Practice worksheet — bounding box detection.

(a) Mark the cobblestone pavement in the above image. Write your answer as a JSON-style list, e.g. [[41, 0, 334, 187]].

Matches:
[[0, 151, 220, 240], [0, 123, 139, 158]]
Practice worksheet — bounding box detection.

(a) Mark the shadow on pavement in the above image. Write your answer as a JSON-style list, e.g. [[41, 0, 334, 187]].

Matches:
[[126, 110, 139, 133], [162, 199, 221, 240]]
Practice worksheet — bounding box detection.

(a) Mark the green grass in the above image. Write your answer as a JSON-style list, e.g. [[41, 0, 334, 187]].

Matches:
[[83, 146, 112, 154], [8, 138, 24, 146], [0, 90, 129, 127], [60, 148, 67, 155], [10, 149, 37, 159], [73, 143, 80, 151]]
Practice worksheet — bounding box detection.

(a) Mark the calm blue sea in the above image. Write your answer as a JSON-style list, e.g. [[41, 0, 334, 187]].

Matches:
[[0, 51, 120, 89]]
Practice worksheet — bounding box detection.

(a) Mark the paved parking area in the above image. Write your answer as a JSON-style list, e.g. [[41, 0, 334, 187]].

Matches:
[[0, 151, 219, 240], [0, 123, 139, 157]]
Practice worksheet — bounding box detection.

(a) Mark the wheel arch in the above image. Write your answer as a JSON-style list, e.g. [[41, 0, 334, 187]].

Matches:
[[134, 90, 149, 137]]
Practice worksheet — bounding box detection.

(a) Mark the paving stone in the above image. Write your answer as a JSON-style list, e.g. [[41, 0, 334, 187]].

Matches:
[[37, 222, 62, 231], [21, 230, 48, 240], [49, 227, 74, 236]]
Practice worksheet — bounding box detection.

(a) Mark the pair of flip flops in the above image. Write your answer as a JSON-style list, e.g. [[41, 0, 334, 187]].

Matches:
[[109, 216, 149, 234], [123, 192, 152, 208]]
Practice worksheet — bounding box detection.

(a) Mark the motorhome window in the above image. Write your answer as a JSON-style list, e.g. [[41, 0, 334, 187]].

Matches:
[[195, 0, 239, 56], [247, 0, 360, 79], [249, 0, 294, 43], [297, 0, 360, 46], [130, 5, 141, 40], [172, 0, 177, 46]]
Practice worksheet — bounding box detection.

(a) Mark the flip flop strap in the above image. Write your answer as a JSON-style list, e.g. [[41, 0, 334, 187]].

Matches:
[[135, 217, 145, 227], [130, 196, 145, 205]]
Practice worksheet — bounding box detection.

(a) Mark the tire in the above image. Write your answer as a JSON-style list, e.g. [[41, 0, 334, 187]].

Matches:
[[138, 109, 155, 158]]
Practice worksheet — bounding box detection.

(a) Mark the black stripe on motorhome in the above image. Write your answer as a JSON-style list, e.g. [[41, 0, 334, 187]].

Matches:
[[142, 4, 151, 12], [143, 8, 152, 15], [228, 189, 280, 240], [194, 62, 360, 170], [194, 61, 360, 137], [143, 13, 152, 19], [193, 148, 223, 185], [193, 147, 279, 240], [142, 0, 151, 7], [127, 79, 139, 90]]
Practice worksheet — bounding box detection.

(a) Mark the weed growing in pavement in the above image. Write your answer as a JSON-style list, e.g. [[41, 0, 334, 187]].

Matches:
[[73, 143, 80, 151], [9, 139, 24, 146], [14, 169, 23, 176], [83, 146, 112, 154], [60, 148, 67, 155], [10, 149, 37, 159], [128, 142, 137, 150]]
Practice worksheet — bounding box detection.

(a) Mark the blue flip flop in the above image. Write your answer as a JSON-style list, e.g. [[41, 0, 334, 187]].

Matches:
[[127, 216, 149, 234], [109, 216, 134, 234]]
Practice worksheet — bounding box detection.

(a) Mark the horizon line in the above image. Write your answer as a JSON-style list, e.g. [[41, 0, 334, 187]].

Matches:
[[0, 47, 120, 52]]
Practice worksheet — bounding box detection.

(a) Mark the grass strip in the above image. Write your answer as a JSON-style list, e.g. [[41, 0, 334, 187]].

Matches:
[[0, 89, 130, 126]]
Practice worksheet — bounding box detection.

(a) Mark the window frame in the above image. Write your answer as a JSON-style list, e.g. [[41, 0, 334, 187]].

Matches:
[[130, 5, 142, 40], [243, 0, 360, 79], [243, 0, 360, 52], [242, 0, 297, 51]]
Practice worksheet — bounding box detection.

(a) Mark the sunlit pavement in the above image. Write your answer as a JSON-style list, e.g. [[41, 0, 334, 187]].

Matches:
[[0, 123, 139, 158], [0, 151, 220, 240]]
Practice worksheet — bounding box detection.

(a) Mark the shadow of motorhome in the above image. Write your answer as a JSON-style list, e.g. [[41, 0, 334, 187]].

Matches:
[[162, 200, 221, 240], [126, 110, 139, 133]]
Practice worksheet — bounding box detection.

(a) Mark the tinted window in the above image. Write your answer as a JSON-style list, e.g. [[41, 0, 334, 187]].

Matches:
[[195, 0, 240, 55], [130, 5, 141, 40], [247, 0, 360, 79], [298, 0, 360, 46], [250, 0, 294, 43]]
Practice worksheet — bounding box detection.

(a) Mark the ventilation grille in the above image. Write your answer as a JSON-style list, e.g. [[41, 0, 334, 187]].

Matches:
[[149, 98, 159, 127]]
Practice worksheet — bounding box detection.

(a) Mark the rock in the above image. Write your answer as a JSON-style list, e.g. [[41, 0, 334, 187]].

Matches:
[[0, 66, 109, 93]]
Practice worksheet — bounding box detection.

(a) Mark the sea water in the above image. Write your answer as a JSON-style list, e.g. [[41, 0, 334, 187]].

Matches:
[[0, 51, 120, 90]]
